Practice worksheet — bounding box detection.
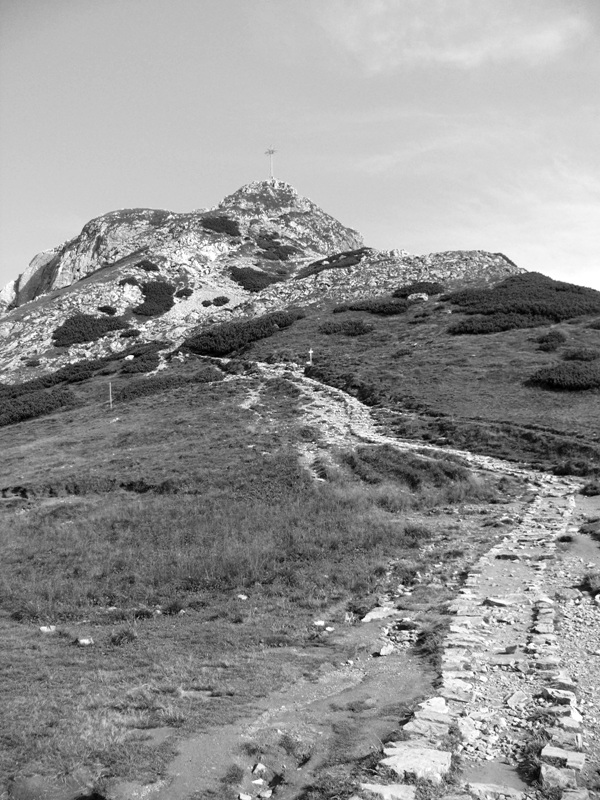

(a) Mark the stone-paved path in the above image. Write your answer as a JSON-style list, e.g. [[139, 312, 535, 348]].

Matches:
[[256, 364, 600, 800]]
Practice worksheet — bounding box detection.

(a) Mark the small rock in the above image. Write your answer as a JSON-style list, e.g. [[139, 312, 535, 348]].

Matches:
[[484, 597, 514, 607], [75, 637, 94, 647], [506, 690, 529, 709], [39, 625, 56, 634], [377, 642, 394, 657]]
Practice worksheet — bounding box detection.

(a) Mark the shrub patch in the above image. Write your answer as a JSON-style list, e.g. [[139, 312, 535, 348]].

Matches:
[[333, 298, 409, 316], [446, 273, 600, 335], [562, 348, 600, 362], [295, 248, 373, 280], [201, 215, 241, 237], [537, 330, 566, 351], [393, 281, 445, 298], [184, 310, 304, 357], [132, 281, 175, 317], [229, 267, 284, 293], [528, 362, 600, 391], [52, 314, 129, 347]]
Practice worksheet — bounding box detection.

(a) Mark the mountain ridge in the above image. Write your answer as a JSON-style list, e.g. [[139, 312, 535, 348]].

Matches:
[[0, 179, 526, 382]]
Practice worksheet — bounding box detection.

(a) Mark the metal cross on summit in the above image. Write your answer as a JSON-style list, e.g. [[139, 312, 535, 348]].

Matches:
[[265, 147, 276, 181]]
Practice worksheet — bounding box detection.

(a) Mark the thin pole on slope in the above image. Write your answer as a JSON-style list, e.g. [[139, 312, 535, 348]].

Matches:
[[109, 382, 113, 411], [265, 147, 276, 180]]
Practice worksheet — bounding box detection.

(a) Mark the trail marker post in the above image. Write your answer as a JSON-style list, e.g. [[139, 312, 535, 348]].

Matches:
[[109, 382, 113, 411], [307, 348, 313, 365], [265, 147, 276, 180]]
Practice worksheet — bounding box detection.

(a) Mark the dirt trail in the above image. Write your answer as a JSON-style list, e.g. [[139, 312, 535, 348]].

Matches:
[[105, 365, 599, 800]]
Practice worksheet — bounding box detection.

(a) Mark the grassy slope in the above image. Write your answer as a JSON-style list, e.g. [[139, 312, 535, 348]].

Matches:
[[0, 363, 517, 790], [244, 302, 600, 469], [2, 277, 599, 791]]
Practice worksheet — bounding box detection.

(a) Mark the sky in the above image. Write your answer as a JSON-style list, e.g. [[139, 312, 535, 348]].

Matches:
[[0, 0, 599, 289]]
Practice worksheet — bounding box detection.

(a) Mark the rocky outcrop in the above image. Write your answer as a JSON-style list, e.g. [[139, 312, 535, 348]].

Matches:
[[213, 179, 363, 254], [227, 250, 525, 319], [0, 179, 525, 383], [0, 181, 363, 313]]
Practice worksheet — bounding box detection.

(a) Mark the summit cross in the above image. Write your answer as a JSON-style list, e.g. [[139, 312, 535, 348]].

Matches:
[[265, 147, 276, 180]]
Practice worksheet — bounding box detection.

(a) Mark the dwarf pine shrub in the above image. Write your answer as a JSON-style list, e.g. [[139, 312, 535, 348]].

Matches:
[[212, 296, 230, 306], [295, 248, 372, 280], [184, 310, 304, 356], [201, 215, 241, 237], [52, 314, 129, 347], [447, 273, 600, 335], [393, 281, 445, 298], [175, 288, 193, 299], [132, 281, 175, 316], [97, 305, 117, 316], [229, 267, 284, 293], [562, 348, 600, 362], [449, 313, 552, 335], [0, 387, 76, 427], [529, 362, 600, 390], [537, 330, 567, 351], [333, 298, 409, 316]]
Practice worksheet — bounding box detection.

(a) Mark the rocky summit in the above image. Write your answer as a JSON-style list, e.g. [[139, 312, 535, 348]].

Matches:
[[0, 179, 523, 381]]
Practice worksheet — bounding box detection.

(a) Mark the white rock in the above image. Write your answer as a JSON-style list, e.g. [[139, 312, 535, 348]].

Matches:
[[362, 606, 401, 622]]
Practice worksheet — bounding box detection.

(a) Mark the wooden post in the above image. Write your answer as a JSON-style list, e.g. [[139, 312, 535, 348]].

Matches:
[[308, 348, 313, 365], [109, 382, 113, 411]]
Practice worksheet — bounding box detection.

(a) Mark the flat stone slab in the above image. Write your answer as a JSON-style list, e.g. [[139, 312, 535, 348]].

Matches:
[[544, 728, 583, 750], [403, 717, 450, 739], [562, 791, 590, 800], [381, 744, 452, 784], [361, 783, 416, 800], [440, 677, 474, 702], [541, 745, 585, 770], [413, 708, 453, 725]]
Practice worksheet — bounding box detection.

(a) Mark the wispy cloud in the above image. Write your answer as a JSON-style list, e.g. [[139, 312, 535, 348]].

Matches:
[[317, 0, 590, 73]]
